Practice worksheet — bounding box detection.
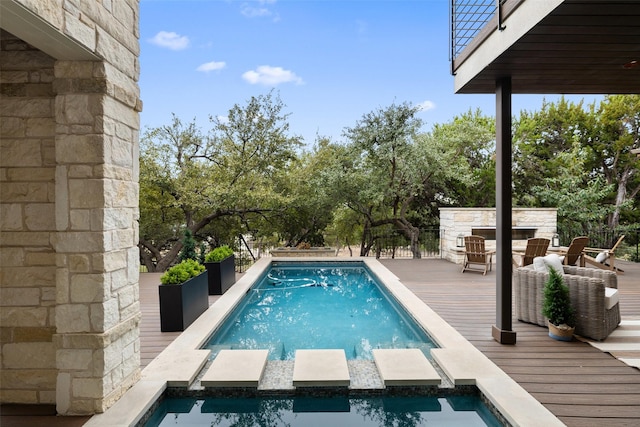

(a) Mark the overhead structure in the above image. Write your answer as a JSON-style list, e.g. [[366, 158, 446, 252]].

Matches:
[[450, 0, 640, 343]]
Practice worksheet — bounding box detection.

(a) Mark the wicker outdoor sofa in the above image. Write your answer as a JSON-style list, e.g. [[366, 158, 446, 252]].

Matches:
[[514, 264, 620, 341]]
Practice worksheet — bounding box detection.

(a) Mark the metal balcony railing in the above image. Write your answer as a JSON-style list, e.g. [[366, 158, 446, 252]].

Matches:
[[450, 0, 500, 63]]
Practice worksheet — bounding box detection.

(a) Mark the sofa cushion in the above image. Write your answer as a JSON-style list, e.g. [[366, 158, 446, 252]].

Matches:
[[605, 287, 619, 310]]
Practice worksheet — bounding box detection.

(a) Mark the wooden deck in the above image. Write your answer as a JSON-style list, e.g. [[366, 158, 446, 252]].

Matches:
[[379, 258, 640, 427]]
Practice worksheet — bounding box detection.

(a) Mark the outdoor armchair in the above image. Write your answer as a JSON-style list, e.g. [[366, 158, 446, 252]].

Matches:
[[514, 263, 620, 341], [584, 235, 625, 275], [558, 236, 589, 267], [461, 235, 495, 275], [512, 237, 550, 267]]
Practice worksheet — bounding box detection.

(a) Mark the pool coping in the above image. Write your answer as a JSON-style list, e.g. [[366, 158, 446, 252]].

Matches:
[[85, 257, 564, 427]]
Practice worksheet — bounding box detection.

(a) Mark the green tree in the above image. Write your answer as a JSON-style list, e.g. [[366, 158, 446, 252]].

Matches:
[[339, 102, 476, 258], [585, 95, 640, 229], [513, 97, 591, 206], [272, 137, 342, 247], [534, 144, 616, 236], [429, 109, 495, 207], [139, 91, 301, 271], [513, 95, 639, 232]]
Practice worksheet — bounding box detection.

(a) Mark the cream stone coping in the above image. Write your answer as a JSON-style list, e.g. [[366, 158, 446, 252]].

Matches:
[[142, 349, 210, 387], [292, 349, 350, 387], [201, 349, 269, 387], [432, 348, 564, 426], [83, 380, 166, 427], [87, 257, 564, 426], [619, 358, 640, 369], [372, 349, 441, 386]]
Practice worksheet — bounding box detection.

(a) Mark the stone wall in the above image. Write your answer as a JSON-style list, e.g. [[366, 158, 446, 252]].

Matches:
[[1, 0, 142, 415], [439, 208, 558, 264], [0, 30, 58, 406]]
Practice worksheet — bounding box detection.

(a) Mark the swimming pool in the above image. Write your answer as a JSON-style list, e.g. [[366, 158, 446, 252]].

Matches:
[[203, 262, 436, 360], [85, 258, 565, 427], [143, 395, 503, 427]]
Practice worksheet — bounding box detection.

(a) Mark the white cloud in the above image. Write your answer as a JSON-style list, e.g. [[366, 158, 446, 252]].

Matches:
[[242, 65, 303, 86], [240, 0, 280, 21], [196, 61, 226, 72], [417, 100, 436, 112], [149, 31, 189, 50], [241, 5, 271, 18]]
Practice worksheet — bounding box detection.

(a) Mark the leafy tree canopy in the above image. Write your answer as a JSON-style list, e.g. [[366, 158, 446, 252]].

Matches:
[[139, 91, 301, 271]]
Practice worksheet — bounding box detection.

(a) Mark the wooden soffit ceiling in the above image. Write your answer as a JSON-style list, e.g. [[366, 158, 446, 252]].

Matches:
[[453, 0, 640, 94]]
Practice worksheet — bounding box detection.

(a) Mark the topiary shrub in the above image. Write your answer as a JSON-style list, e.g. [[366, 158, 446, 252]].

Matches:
[[178, 229, 198, 262], [204, 245, 234, 263], [542, 267, 575, 327], [160, 259, 205, 285]]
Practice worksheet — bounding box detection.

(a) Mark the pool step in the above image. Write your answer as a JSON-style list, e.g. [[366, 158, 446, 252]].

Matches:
[[201, 349, 269, 387], [353, 341, 434, 359], [292, 349, 350, 387], [372, 349, 441, 386]]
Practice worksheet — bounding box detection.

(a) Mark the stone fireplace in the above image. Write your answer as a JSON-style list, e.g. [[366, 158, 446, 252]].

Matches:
[[439, 208, 558, 264]]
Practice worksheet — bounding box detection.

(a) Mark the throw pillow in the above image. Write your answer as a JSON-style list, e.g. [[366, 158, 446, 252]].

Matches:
[[542, 253, 565, 275], [595, 251, 609, 263], [532, 257, 547, 272]]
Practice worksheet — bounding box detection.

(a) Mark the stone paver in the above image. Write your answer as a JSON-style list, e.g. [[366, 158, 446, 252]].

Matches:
[[292, 349, 350, 387], [201, 349, 269, 387]]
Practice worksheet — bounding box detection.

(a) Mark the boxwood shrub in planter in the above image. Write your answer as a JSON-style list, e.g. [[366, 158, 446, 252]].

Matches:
[[542, 267, 576, 341], [159, 259, 209, 332], [204, 245, 236, 295]]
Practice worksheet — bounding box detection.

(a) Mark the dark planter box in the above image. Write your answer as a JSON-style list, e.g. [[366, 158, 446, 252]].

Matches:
[[159, 271, 209, 332], [204, 255, 236, 295]]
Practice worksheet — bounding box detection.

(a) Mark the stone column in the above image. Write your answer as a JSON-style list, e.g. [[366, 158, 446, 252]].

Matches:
[[53, 61, 141, 415]]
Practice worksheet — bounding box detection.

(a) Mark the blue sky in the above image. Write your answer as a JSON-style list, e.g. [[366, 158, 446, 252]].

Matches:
[[139, 0, 600, 145]]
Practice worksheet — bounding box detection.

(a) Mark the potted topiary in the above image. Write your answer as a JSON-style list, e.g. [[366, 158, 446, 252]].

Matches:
[[159, 259, 209, 332], [204, 245, 236, 295], [542, 267, 576, 341]]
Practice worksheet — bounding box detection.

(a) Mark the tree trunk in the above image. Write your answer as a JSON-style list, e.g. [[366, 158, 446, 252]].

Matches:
[[609, 168, 631, 229], [409, 228, 421, 259], [394, 220, 421, 259], [360, 222, 372, 256], [139, 245, 158, 272]]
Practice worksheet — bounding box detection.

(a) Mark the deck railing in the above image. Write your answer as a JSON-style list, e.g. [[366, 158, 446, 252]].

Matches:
[[233, 228, 443, 269], [234, 226, 639, 269], [362, 228, 441, 259], [450, 0, 500, 62], [558, 226, 640, 263]]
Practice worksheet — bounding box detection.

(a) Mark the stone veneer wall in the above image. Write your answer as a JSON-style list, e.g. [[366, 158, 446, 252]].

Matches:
[[1, 0, 142, 416], [0, 29, 58, 407], [439, 208, 558, 264]]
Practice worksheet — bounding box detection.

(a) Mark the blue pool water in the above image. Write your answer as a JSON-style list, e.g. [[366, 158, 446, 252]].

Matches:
[[203, 262, 436, 360], [143, 396, 503, 426]]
